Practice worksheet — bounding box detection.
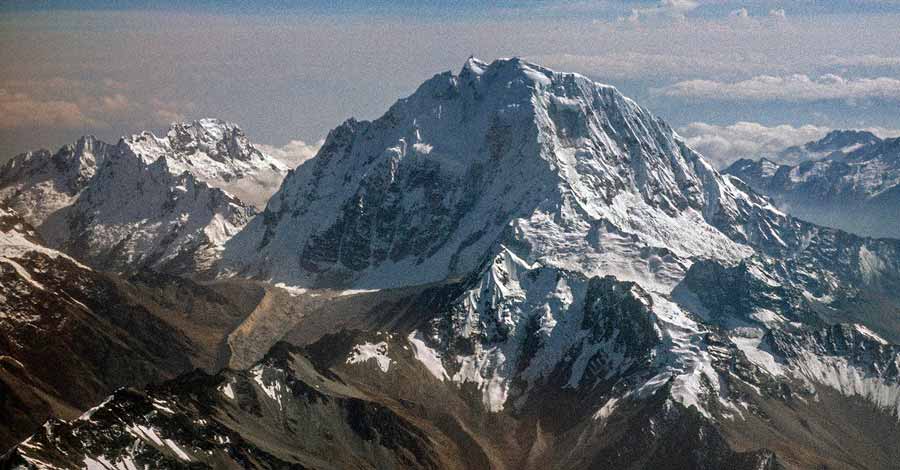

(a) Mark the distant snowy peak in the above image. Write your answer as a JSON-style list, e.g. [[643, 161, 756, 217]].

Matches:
[[725, 133, 900, 238], [64, 146, 256, 273], [122, 118, 288, 208], [0, 136, 114, 227], [223, 57, 791, 288]]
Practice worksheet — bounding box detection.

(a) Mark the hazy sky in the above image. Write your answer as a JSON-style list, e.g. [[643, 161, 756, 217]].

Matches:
[[3, 1, 900, 167]]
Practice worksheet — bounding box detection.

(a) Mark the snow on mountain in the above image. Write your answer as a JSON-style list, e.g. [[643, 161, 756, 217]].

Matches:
[[726, 133, 900, 238], [222, 57, 787, 289], [0, 136, 113, 229], [220, 57, 900, 418], [0, 119, 288, 273], [5, 58, 900, 468], [777, 129, 881, 163], [0, 206, 85, 269], [2, 342, 463, 469], [60, 146, 256, 273], [2, 333, 786, 470]]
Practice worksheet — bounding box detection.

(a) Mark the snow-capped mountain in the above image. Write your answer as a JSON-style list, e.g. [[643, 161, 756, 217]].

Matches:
[[223, 57, 790, 288], [726, 132, 900, 238], [218, 58, 900, 465], [123, 119, 289, 209], [0, 119, 287, 273], [0, 136, 113, 229], [6, 58, 900, 468]]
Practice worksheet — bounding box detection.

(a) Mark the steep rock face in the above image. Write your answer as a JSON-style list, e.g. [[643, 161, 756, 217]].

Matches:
[[3, 335, 781, 470], [2, 343, 464, 470], [0, 206, 191, 448], [410, 248, 662, 413], [0, 119, 285, 273], [676, 253, 900, 418], [726, 132, 900, 238]]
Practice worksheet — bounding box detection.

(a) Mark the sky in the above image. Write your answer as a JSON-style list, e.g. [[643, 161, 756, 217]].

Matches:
[[2, 1, 900, 167]]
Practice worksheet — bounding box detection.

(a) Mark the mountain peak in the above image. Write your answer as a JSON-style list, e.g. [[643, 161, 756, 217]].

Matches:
[[114, 118, 287, 208], [223, 57, 786, 291], [167, 118, 241, 144]]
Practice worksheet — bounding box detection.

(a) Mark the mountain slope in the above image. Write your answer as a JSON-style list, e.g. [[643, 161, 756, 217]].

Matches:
[[726, 131, 900, 239], [0, 136, 112, 229], [7, 328, 898, 469], [1, 335, 782, 470], [0, 205, 267, 450]]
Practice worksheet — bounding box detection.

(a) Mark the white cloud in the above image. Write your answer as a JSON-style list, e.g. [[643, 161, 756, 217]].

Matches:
[[257, 138, 323, 169], [225, 138, 323, 207], [621, 0, 699, 22], [678, 121, 900, 167], [826, 54, 900, 68], [678, 121, 830, 167], [150, 98, 196, 127], [657, 74, 900, 102]]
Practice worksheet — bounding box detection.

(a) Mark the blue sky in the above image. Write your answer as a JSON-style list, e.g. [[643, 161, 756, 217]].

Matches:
[[2, 1, 900, 166]]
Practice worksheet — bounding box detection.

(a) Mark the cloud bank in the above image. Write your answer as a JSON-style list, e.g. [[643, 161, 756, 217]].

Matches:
[[678, 121, 830, 167], [0, 78, 195, 133], [257, 139, 323, 170], [658, 74, 900, 102], [679, 121, 900, 167]]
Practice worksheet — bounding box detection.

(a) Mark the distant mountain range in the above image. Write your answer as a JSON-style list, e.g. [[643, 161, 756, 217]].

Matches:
[[0, 119, 285, 274], [2, 59, 900, 469], [726, 129, 900, 239]]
